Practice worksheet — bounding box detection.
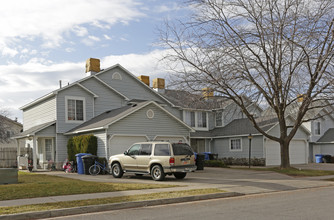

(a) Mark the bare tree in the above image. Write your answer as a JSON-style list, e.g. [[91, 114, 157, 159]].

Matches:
[[160, 0, 334, 168], [0, 108, 11, 143]]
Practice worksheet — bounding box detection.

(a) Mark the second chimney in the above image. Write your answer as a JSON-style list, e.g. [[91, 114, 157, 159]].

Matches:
[[137, 75, 150, 87], [153, 78, 165, 93], [86, 58, 100, 76]]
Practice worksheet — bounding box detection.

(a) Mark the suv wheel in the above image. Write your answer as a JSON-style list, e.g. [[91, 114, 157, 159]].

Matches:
[[111, 163, 123, 178], [174, 172, 187, 179], [151, 165, 165, 181]]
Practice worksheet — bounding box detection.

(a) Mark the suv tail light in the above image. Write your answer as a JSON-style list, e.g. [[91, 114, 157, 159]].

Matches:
[[169, 157, 175, 166]]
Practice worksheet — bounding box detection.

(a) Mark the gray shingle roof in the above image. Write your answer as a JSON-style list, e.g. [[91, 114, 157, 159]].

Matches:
[[191, 117, 278, 138], [162, 89, 233, 110], [316, 128, 334, 143], [14, 121, 55, 139]]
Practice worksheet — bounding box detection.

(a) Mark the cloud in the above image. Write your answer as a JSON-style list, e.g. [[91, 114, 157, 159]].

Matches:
[[0, 0, 145, 51], [2, 47, 18, 57], [0, 50, 172, 121]]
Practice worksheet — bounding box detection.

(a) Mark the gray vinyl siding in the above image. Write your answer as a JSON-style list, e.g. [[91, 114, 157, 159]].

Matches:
[[212, 136, 264, 159], [97, 67, 167, 103], [23, 96, 56, 130], [108, 104, 189, 140], [56, 134, 69, 163], [267, 121, 309, 140], [56, 85, 95, 133], [94, 130, 107, 159], [80, 78, 126, 116], [36, 124, 56, 137]]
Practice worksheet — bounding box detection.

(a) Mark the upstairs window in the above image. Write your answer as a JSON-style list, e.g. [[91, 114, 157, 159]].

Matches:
[[66, 96, 85, 122], [315, 121, 321, 135], [197, 112, 207, 128], [184, 111, 195, 127], [183, 110, 207, 129], [215, 111, 223, 127]]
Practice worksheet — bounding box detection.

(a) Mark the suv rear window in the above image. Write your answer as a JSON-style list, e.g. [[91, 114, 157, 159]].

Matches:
[[154, 144, 170, 156], [172, 143, 194, 155]]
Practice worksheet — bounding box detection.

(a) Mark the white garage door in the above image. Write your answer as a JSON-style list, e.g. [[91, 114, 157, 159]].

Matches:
[[109, 136, 148, 156], [154, 136, 187, 143], [266, 140, 307, 166]]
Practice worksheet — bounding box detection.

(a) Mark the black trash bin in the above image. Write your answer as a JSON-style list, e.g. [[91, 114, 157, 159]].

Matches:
[[82, 155, 98, 175], [322, 155, 332, 163], [196, 153, 205, 170]]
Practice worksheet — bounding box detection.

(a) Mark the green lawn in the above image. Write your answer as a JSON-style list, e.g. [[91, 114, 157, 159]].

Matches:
[[0, 188, 225, 215], [0, 172, 175, 201]]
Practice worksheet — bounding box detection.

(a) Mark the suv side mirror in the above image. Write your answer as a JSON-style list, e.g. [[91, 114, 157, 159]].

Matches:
[[124, 150, 128, 155]]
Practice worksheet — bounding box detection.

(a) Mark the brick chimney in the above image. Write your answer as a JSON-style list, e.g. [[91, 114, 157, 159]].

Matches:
[[85, 58, 100, 76], [153, 78, 165, 93], [202, 88, 213, 99], [137, 75, 150, 86]]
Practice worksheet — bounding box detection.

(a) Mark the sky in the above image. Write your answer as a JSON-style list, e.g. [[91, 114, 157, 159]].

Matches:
[[0, 0, 191, 122]]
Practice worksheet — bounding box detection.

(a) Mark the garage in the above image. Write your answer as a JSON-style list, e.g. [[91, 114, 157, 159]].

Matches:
[[265, 140, 308, 166], [154, 136, 187, 143], [109, 135, 148, 156]]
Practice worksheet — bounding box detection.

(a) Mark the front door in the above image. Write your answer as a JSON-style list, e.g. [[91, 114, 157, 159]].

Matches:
[[45, 139, 53, 162]]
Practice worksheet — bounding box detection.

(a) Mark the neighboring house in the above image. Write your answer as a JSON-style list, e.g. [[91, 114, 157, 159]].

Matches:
[[14, 59, 193, 170], [0, 115, 22, 148], [302, 106, 334, 162]]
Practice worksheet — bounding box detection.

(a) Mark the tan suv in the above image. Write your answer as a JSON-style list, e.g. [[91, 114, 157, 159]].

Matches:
[[109, 142, 197, 181]]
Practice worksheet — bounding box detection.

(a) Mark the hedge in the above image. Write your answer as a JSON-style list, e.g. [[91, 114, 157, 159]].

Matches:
[[67, 134, 97, 161]]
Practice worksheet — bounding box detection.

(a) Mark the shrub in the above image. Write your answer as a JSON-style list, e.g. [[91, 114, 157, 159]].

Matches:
[[221, 157, 265, 166], [67, 134, 98, 161], [204, 160, 228, 168]]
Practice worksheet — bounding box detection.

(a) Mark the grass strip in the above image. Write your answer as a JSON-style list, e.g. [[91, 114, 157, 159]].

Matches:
[[0, 188, 224, 215], [0, 172, 175, 201], [234, 167, 334, 177]]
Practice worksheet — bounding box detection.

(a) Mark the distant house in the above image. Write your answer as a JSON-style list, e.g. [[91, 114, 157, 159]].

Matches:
[[0, 115, 22, 148]]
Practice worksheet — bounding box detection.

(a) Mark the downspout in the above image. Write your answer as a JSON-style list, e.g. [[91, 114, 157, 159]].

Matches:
[[105, 128, 109, 159], [209, 138, 213, 152]]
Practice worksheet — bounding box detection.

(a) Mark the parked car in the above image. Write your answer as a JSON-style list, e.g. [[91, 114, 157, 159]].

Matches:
[[109, 142, 197, 181]]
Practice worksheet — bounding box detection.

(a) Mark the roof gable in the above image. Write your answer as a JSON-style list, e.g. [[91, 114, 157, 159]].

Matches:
[[65, 101, 194, 135]]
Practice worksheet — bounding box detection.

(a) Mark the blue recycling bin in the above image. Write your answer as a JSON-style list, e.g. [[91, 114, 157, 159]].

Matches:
[[203, 152, 212, 160], [315, 154, 323, 163], [76, 153, 91, 174]]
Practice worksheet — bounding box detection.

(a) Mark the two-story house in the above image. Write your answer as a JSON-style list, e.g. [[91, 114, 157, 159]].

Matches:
[[15, 58, 313, 169], [14, 58, 194, 170], [160, 89, 310, 166]]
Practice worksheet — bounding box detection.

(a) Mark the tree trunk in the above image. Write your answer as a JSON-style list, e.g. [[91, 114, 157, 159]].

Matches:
[[280, 141, 290, 169]]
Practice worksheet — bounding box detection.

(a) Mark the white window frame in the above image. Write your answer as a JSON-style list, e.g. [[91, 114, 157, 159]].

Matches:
[[215, 110, 223, 127], [314, 121, 321, 136], [65, 96, 86, 123], [229, 138, 242, 151], [183, 110, 208, 130]]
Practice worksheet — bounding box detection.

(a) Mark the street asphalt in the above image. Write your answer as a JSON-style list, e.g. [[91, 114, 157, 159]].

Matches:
[[1, 163, 334, 220]]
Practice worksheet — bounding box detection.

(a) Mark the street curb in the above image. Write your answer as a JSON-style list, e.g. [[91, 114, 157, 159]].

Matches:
[[0, 192, 243, 220]]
